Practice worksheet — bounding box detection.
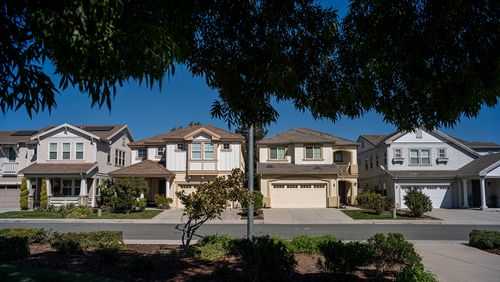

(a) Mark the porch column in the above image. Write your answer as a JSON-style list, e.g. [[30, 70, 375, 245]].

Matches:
[[165, 178, 171, 198], [26, 178, 33, 209], [350, 180, 358, 205], [480, 177, 488, 210], [462, 178, 469, 208], [80, 178, 88, 206], [45, 179, 52, 197], [90, 178, 97, 208]]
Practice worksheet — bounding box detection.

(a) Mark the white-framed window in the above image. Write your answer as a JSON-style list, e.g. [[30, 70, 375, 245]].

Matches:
[[305, 144, 321, 160], [157, 147, 165, 157], [49, 143, 58, 160], [409, 149, 419, 165], [62, 143, 71, 160], [177, 143, 185, 151], [62, 179, 73, 196], [409, 148, 431, 166], [137, 148, 147, 160], [191, 143, 202, 160], [334, 151, 344, 163], [204, 143, 215, 160], [438, 148, 447, 159], [115, 149, 125, 166], [421, 149, 431, 165], [223, 143, 231, 150], [75, 143, 84, 160], [394, 148, 403, 158], [269, 146, 286, 160]]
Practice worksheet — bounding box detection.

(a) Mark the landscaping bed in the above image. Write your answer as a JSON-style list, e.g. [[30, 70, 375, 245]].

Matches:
[[469, 230, 500, 255], [0, 209, 162, 219], [342, 209, 438, 220]]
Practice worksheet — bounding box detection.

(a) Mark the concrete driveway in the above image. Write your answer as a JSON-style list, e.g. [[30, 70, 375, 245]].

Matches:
[[429, 209, 500, 224], [415, 241, 500, 282], [262, 208, 353, 224]]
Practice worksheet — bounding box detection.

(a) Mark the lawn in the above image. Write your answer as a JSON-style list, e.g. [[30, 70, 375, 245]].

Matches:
[[0, 264, 116, 282], [342, 209, 435, 220], [0, 209, 162, 219]]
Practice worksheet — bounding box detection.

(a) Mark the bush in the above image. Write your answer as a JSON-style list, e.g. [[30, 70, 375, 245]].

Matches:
[[0, 228, 48, 243], [232, 236, 296, 282], [396, 263, 438, 282], [40, 179, 48, 209], [20, 178, 29, 210], [357, 191, 391, 214], [101, 177, 148, 213], [287, 235, 336, 254], [0, 236, 30, 262], [65, 206, 94, 218], [404, 190, 432, 217], [154, 195, 173, 209], [469, 230, 500, 250], [194, 235, 234, 261], [368, 233, 421, 273], [50, 231, 124, 254], [241, 191, 264, 211], [319, 240, 373, 274]]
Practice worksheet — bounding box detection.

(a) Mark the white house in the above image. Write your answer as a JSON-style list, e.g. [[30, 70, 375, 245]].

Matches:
[[357, 129, 500, 209]]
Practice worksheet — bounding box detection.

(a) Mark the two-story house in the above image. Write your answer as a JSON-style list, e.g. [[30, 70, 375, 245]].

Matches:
[[111, 124, 245, 208], [358, 129, 500, 209], [17, 123, 133, 208], [256, 128, 358, 208]]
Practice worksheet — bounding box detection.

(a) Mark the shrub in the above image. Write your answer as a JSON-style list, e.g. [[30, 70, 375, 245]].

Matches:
[[20, 178, 29, 210], [65, 206, 94, 218], [241, 191, 264, 211], [0, 236, 30, 262], [287, 235, 336, 254], [154, 195, 173, 209], [50, 233, 83, 254], [194, 235, 234, 261], [368, 233, 421, 273], [101, 177, 148, 213], [232, 236, 296, 282], [50, 231, 123, 254], [396, 263, 438, 282], [357, 191, 390, 214], [0, 228, 48, 243], [319, 240, 373, 274], [40, 179, 48, 209], [469, 230, 500, 250], [404, 190, 432, 217]]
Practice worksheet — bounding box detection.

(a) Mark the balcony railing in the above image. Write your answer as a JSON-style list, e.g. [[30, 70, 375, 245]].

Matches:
[[1, 162, 18, 175]]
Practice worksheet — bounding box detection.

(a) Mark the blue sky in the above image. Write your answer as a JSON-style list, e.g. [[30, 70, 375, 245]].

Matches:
[[1, 0, 499, 143]]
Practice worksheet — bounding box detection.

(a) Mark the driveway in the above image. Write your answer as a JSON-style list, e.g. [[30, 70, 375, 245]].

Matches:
[[415, 241, 500, 282], [262, 208, 353, 224], [429, 208, 500, 224]]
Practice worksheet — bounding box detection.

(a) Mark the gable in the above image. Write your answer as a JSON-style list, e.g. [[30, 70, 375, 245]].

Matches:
[[487, 165, 500, 177], [40, 127, 94, 141], [392, 130, 443, 143]]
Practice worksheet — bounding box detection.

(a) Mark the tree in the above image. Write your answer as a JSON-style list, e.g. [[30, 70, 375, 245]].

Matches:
[[40, 179, 48, 209], [101, 177, 148, 213], [176, 169, 249, 252], [19, 178, 29, 210]]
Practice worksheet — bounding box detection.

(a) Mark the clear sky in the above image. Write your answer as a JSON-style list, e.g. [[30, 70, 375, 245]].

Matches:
[[1, 1, 499, 143]]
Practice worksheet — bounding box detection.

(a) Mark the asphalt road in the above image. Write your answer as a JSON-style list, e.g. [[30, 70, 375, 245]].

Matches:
[[1, 222, 500, 241]]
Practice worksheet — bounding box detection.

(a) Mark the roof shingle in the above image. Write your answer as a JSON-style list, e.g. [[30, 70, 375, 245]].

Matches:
[[258, 128, 356, 145], [110, 160, 173, 177], [20, 163, 98, 175]]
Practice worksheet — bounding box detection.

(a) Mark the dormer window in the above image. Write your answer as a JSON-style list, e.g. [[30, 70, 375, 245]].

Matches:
[[191, 143, 202, 160], [49, 143, 58, 160], [75, 143, 84, 160], [62, 143, 71, 160], [305, 144, 321, 160], [269, 146, 286, 160], [204, 143, 215, 160]]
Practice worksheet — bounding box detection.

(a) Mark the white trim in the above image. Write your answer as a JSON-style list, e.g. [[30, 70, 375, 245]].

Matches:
[[107, 125, 129, 141], [31, 123, 100, 141], [479, 160, 500, 176], [184, 127, 221, 141]]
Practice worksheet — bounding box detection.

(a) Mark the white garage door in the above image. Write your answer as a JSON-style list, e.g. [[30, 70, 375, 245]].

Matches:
[[270, 183, 327, 208], [0, 185, 20, 209], [400, 185, 452, 209]]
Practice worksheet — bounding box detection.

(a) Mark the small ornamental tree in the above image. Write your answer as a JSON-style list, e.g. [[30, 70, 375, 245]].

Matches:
[[40, 179, 48, 209], [101, 178, 148, 213], [404, 191, 432, 217], [19, 178, 29, 210], [176, 169, 249, 252]]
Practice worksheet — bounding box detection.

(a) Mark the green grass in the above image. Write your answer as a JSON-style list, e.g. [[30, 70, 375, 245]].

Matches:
[[0, 264, 116, 282], [342, 209, 431, 220], [0, 209, 162, 219]]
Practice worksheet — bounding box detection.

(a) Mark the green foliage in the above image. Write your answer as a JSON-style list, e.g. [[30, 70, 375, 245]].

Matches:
[[177, 169, 248, 251], [469, 230, 500, 250], [0, 236, 30, 262], [319, 240, 373, 274], [368, 233, 421, 273], [20, 178, 29, 210], [50, 233, 83, 254], [50, 231, 124, 254], [404, 190, 433, 217], [101, 177, 148, 213], [232, 236, 296, 282], [40, 179, 48, 209], [154, 195, 173, 209], [65, 206, 94, 218], [241, 191, 264, 211], [193, 235, 234, 261], [357, 191, 391, 214], [396, 263, 438, 282], [287, 235, 336, 254], [0, 228, 48, 243]]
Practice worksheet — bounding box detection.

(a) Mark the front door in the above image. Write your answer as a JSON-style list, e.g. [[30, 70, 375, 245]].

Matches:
[[339, 181, 349, 206], [471, 180, 481, 207]]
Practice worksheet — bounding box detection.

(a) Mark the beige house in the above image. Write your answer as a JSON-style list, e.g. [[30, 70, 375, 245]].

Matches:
[[112, 124, 245, 208], [257, 128, 358, 208]]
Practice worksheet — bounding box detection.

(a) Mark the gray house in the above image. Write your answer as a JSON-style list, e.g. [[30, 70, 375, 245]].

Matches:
[[357, 129, 500, 209]]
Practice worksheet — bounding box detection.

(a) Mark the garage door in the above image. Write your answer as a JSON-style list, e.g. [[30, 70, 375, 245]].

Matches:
[[400, 185, 452, 208], [0, 185, 20, 209], [270, 183, 327, 208]]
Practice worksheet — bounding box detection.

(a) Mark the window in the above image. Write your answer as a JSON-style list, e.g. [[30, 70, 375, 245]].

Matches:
[[63, 179, 73, 196], [438, 148, 447, 159], [409, 148, 431, 166], [156, 147, 165, 157], [7, 147, 16, 161], [409, 149, 419, 165], [305, 144, 321, 160], [365, 159, 369, 170], [223, 143, 231, 150], [421, 149, 431, 165], [115, 149, 125, 166], [49, 143, 57, 160], [137, 148, 147, 160], [74, 180, 81, 196], [394, 148, 402, 158], [62, 143, 71, 160], [191, 143, 201, 160], [73, 143, 83, 160], [51, 179, 62, 196], [177, 143, 185, 151], [269, 146, 286, 160], [204, 143, 215, 160], [334, 151, 344, 163]]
